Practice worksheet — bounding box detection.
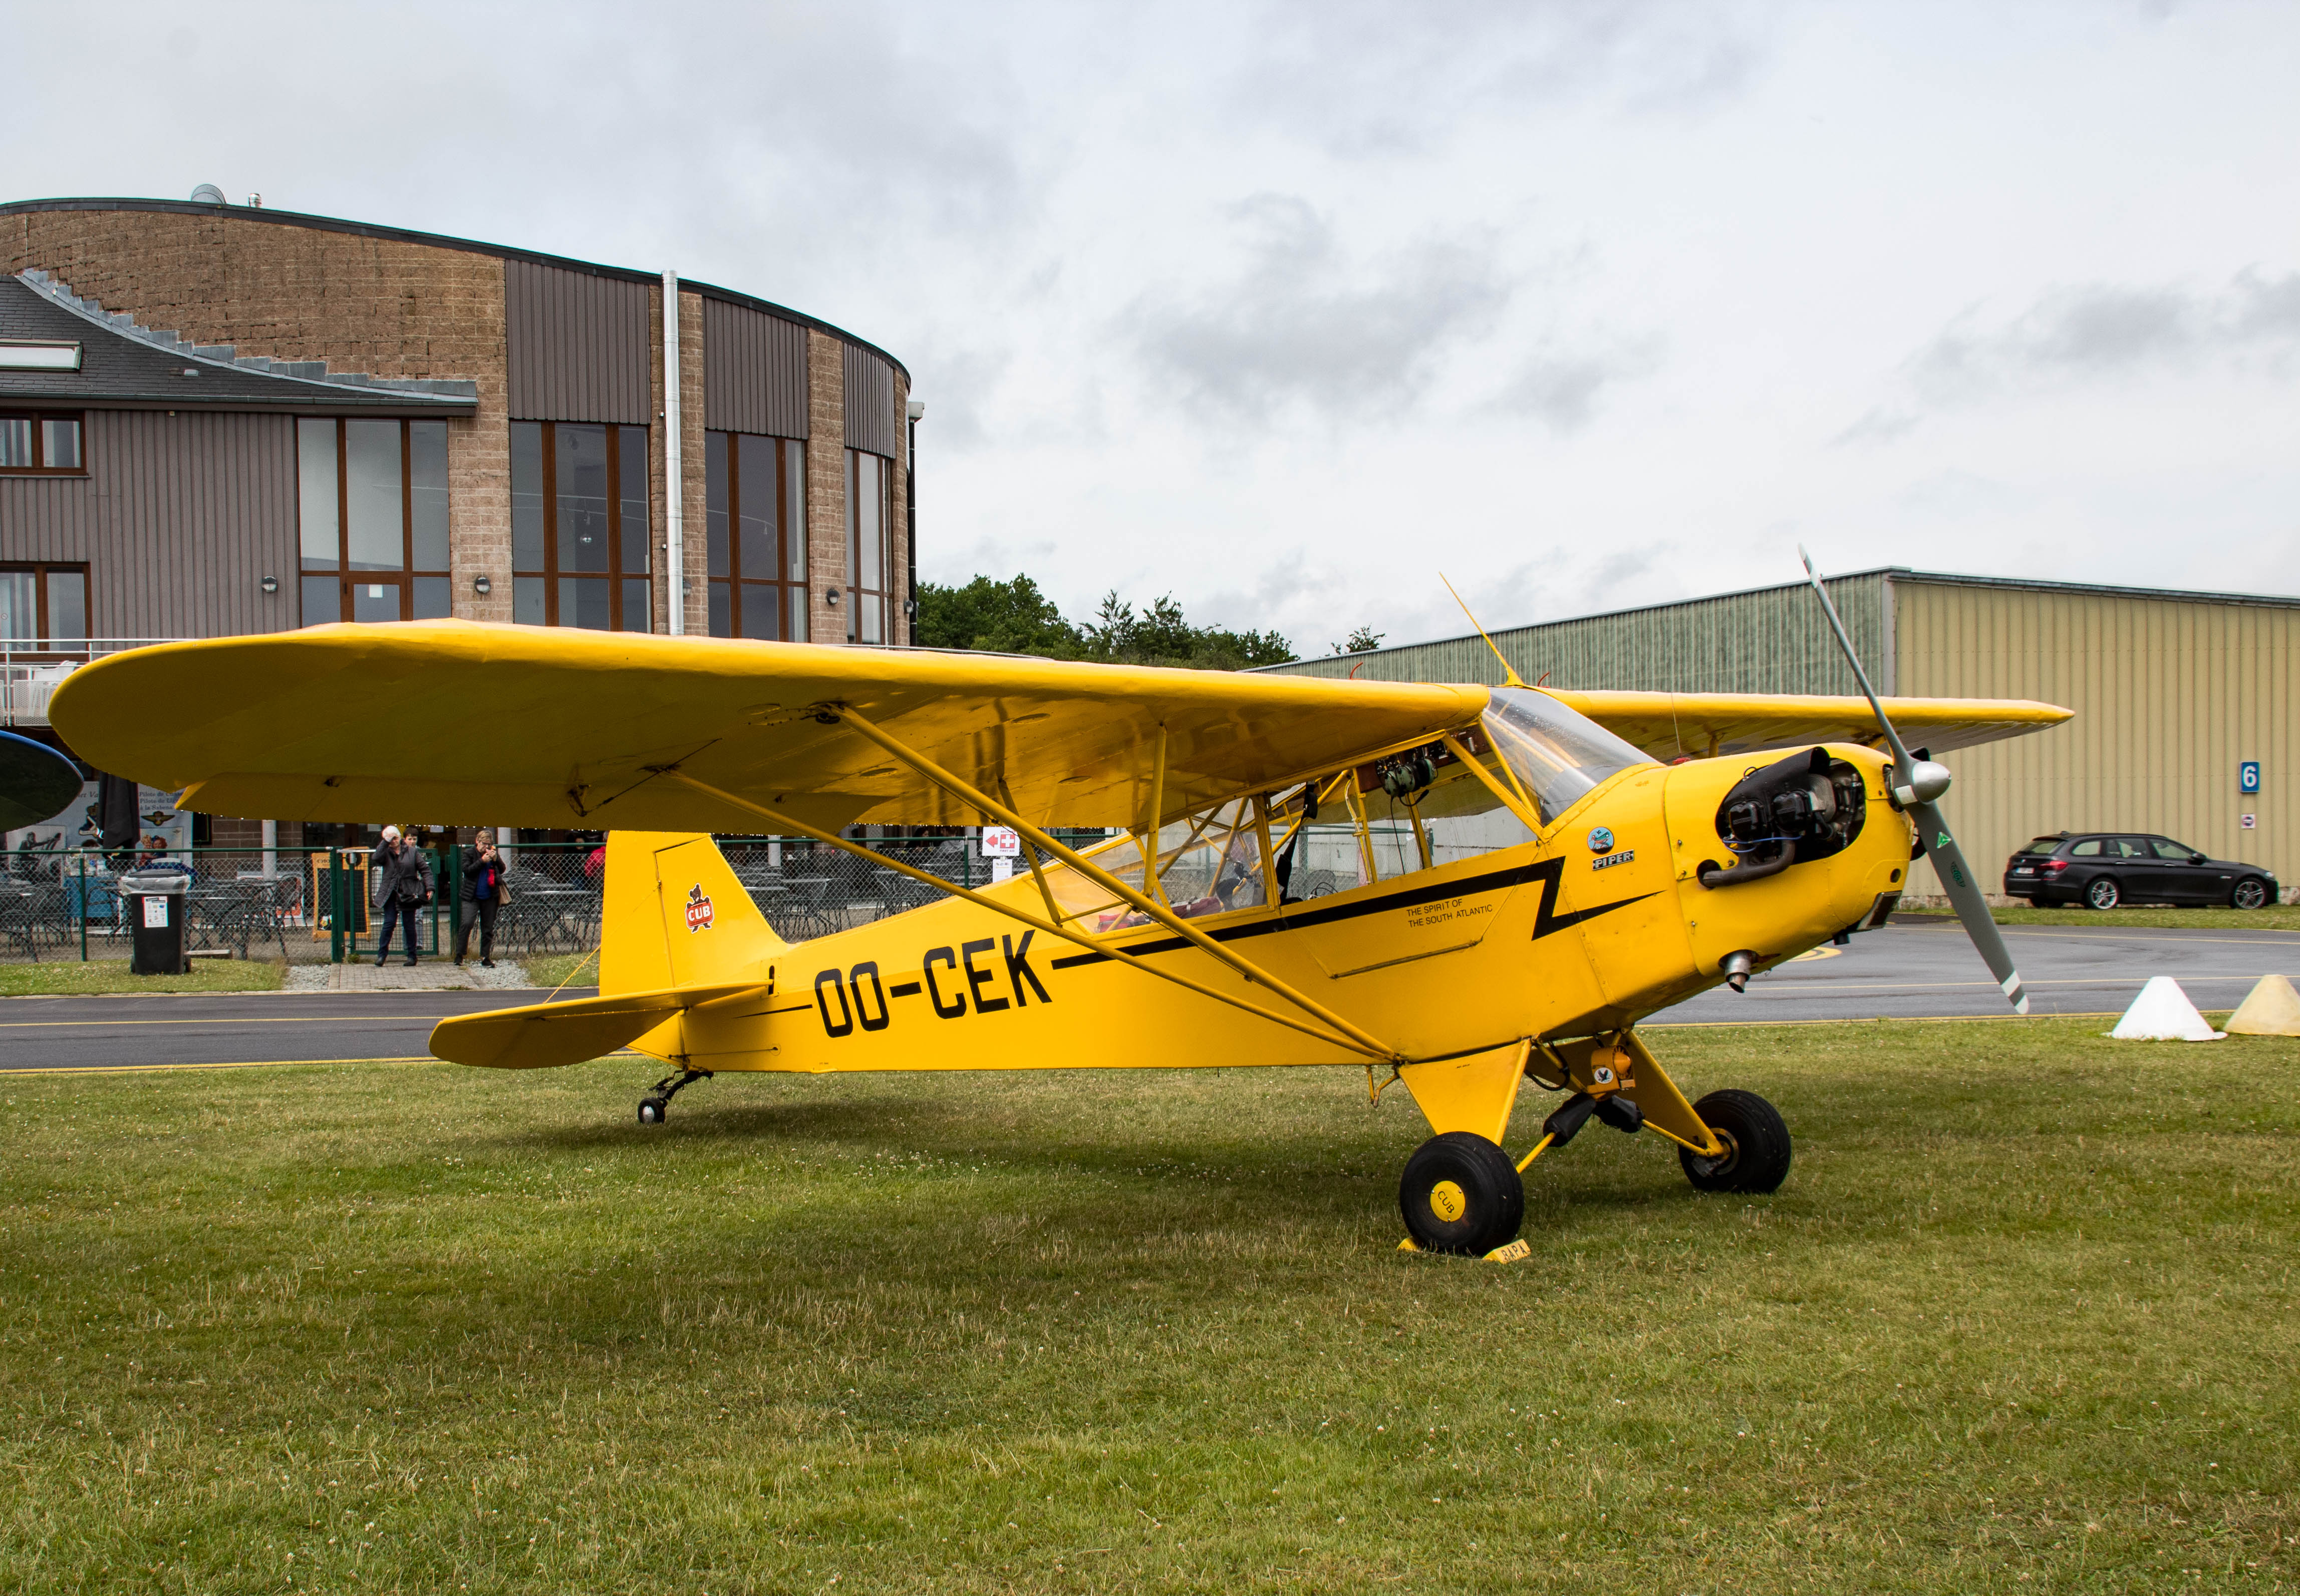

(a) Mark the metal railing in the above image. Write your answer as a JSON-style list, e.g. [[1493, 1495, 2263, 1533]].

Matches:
[[0, 638, 184, 725], [0, 833, 1117, 965]]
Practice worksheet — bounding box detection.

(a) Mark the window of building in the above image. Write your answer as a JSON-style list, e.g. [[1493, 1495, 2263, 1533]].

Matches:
[[704, 431, 807, 641], [0, 412, 85, 475], [297, 418, 452, 624], [846, 449, 891, 644], [0, 563, 89, 646], [510, 421, 651, 631]]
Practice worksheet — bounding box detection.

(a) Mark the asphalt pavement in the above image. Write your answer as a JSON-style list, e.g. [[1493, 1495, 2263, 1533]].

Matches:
[[3, 917, 2294, 1072], [1650, 915, 2299, 1026], [0, 987, 594, 1073]]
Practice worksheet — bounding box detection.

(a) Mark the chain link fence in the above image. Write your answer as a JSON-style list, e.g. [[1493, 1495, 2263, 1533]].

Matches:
[[0, 833, 1117, 965]]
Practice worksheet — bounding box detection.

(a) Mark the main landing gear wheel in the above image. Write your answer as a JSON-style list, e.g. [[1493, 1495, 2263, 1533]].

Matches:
[[1399, 1132, 1524, 1255], [1680, 1089, 1792, 1194], [2086, 877, 2121, 910]]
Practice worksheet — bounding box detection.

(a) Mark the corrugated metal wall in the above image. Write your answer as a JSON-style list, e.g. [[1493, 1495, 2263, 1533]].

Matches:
[[1898, 579, 2300, 896], [1271, 574, 1892, 696], [503, 260, 653, 424], [0, 409, 300, 636], [702, 297, 809, 439], [842, 344, 898, 459]]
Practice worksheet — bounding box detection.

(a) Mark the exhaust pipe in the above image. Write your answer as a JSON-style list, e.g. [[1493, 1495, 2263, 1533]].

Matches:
[[1720, 949, 1756, 993]]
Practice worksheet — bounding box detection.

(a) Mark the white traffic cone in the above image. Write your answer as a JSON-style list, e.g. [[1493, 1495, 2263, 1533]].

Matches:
[[2109, 976, 2224, 1041], [2224, 973, 2300, 1037]]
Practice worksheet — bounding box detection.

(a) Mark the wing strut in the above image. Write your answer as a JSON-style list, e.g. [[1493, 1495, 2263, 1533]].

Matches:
[[657, 770, 1398, 1063], [830, 704, 1404, 1063]]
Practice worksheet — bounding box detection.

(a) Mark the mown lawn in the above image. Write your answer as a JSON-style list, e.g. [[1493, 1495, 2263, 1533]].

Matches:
[[1, 1020, 2293, 1593], [1908, 905, 2300, 931], [0, 958, 287, 997]]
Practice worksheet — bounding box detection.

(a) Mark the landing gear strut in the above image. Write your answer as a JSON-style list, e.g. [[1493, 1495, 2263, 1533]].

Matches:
[[638, 1068, 712, 1125]]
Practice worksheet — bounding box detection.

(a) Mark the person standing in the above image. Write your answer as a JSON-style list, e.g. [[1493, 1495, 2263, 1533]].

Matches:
[[371, 825, 432, 967], [456, 829, 510, 969]]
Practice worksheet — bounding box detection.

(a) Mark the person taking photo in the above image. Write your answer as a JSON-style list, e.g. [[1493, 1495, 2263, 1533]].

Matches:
[[456, 830, 510, 969], [371, 825, 433, 967]]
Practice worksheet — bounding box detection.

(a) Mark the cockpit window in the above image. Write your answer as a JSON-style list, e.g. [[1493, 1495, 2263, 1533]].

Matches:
[[1480, 686, 1656, 827]]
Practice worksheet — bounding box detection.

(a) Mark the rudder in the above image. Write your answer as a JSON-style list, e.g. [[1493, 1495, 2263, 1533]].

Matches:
[[600, 831, 787, 995]]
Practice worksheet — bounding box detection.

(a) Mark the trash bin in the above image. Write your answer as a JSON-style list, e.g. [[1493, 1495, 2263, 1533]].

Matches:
[[121, 869, 190, 975]]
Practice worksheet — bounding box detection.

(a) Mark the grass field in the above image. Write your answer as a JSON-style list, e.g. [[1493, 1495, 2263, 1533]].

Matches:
[[0, 957, 286, 997], [2, 1020, 2294, 1593], [520, 951, 598, 992], [1908, 905, 2300, 931]]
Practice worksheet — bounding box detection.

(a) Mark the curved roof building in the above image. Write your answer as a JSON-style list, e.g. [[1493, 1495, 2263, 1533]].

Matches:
[[2, 195, 913, 652]]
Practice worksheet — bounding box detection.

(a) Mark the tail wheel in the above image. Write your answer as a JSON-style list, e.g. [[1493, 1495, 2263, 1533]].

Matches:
[[1680, 1089, 1792, 1194], [1399, 1132, 1524, 1255], [2086, 877, 2121, 910], [2232, 877, 2270, 910]]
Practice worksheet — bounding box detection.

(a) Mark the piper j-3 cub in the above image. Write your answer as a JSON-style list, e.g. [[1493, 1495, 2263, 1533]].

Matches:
[[51, 557, 2069, 1256]]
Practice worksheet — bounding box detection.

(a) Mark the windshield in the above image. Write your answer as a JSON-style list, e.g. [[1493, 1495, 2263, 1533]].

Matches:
[[1480, 686, 1656, 827]]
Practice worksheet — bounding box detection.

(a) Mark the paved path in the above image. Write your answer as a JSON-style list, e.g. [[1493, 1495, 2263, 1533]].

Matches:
[[1649, 915, 2299, 1026], [0, 988, 597, 1074]]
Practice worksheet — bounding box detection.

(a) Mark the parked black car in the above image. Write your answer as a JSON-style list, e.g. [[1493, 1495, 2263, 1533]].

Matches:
[[2003, 832, 2278, 910]]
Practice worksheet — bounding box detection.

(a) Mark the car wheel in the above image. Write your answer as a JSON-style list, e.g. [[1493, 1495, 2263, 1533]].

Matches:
[[2085, 877, 2121, 910], [2231, 877, 2270, 910]]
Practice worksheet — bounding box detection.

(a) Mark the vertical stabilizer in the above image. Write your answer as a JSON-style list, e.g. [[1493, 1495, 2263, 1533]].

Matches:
[[600, 831, 786, 995]]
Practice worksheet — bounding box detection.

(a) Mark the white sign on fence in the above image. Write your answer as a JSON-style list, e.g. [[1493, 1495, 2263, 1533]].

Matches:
[[980, 826, 1021, 858]]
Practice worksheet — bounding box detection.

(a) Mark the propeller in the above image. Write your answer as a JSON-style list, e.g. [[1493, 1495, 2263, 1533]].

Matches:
[[1798, 549, 2029, 1015]]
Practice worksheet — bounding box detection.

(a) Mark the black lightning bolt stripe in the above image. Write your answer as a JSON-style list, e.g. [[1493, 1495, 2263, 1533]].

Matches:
[[1047, 855, 1656, 971]]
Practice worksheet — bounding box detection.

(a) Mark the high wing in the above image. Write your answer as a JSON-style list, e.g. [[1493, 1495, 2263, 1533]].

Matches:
[[49, 623, 2072, 833], [49, 621, 1489, 832], [1548, 690, 2072, 763]]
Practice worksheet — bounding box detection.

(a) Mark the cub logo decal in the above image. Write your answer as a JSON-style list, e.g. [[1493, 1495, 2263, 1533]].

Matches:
[[684, 884, 714, 933]]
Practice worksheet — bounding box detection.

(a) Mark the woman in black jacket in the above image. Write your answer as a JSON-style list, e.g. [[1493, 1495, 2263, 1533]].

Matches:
[[456, 830, 510, 968], [371, 826, 433, 967]]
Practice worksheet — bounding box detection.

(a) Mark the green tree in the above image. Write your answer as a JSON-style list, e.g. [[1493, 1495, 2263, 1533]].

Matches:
[[1081, 592, 1293, 670], [913, 575, 1293, 670], [1330, 625, 1385, 656], [913, 574, 1084, 657]]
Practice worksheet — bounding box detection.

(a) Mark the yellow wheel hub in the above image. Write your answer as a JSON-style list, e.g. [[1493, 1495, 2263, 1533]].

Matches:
[[1428, 1179, 1468, 1222]]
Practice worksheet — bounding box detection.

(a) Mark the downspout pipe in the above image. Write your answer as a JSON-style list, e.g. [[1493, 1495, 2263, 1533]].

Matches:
[[906, 399, 923, 645], [663, 269, 684, 636]]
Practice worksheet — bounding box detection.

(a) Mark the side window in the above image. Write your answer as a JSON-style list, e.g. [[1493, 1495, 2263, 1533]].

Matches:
[[2109, 838, 2150, 859], [0, 412, 85, 474], [1287, 740, 1534, 894], [2070, 839, 2102, 857], [2150, 838, 2197, 860]]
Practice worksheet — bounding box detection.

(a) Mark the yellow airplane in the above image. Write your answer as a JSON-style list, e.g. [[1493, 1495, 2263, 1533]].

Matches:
[[51, 559, 2068, 1256]]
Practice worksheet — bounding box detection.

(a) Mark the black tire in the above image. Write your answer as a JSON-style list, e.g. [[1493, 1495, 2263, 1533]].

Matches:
[[1679, 1089, 1792, 1195], [2085, 877, 2121, 910], [1398, 1132, 1524, 1256], [2232, 877, 2270, 910], [638, 1098, 667, 1125]]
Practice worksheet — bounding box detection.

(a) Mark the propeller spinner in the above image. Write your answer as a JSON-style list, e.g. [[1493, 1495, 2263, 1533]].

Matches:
[[1798, 549, 2030, 1014]]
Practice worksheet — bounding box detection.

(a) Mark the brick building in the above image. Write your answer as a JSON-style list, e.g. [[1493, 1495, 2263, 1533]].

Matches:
[[0, 193, 915, 850]]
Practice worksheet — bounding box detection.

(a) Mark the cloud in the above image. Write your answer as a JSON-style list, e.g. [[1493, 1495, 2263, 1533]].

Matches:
[[1120, 194, 1512, 424], [1218, 0, 1773, 157], [1493, 342, 1660, 432], [1905, 270, 2300, 404]]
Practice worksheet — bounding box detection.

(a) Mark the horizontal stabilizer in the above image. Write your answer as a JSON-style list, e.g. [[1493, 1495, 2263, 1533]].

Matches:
[[429, 983, 759, 1071]]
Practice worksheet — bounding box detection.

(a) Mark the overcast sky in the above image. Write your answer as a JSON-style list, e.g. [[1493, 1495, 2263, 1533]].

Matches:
[[10, 1, 2298, 654]]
